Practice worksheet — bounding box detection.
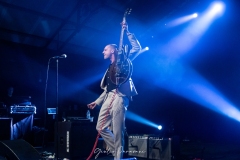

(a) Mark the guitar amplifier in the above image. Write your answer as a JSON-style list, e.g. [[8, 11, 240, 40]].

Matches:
[[128, 135, 172, 160], [10, 105, 36, 114], [148, 136, 171, 160], [128, 135, 148, 158]]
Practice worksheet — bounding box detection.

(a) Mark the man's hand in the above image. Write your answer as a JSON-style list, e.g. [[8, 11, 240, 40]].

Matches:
[[121, 22, 129, 32], [87, 102, 97, 109]]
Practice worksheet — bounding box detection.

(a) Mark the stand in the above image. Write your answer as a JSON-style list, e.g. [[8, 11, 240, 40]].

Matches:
[[55, 58, 59, 160]]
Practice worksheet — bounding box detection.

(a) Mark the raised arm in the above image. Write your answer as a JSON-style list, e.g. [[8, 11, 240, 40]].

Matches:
[[122, 23, 142, 61], [127, 33, 141, 61]]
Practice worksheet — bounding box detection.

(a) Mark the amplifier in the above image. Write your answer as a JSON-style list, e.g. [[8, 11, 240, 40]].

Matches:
[[128, 135, 172, 160], [128, 135, 148, 158], [0, 118, 13, 140], [55, 121, 97, 159], [149, 136, 171, 160], [10, 105, 36, 114]]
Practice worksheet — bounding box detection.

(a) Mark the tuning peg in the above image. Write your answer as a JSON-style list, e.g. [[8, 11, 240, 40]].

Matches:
[[128, 8, 132, 14]]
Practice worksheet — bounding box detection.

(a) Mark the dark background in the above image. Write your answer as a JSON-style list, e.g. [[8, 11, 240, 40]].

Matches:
[[1, 0, 240, 144]]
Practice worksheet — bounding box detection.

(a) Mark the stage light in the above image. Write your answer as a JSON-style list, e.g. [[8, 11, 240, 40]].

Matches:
[[167, 13, 199, 27], [192, 13, 198, 18], [136, 47, 149, 58], [158, 125, 162, 130], [126, 111, 159, 129], [160, 1, 226, 57], [207, 1, 225, 17], [212, 2, 224, 13], [151, 62, 240, 123]]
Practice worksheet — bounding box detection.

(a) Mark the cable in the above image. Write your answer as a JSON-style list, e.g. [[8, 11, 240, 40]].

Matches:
[[86, 90, 117, 160]]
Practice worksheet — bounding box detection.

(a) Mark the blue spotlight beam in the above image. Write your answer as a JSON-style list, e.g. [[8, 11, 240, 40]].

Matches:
[[155, 65, 240, 123], [149, 2, 238, 122], [126, 111, 159, 129], [162, 2, 225, 58], [167, 14, 197, 27]]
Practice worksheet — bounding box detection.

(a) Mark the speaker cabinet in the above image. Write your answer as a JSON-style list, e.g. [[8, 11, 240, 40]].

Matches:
[[0, 139, 41, 160], [55, 121, 97, 159], [0, 118, 13, 140], [128, 135, 148, 158], [148, 137, 171, 160], [128, 135, 172, 160]]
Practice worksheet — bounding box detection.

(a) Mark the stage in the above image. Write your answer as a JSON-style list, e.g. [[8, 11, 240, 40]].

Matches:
[[34, 140, 240, 160]]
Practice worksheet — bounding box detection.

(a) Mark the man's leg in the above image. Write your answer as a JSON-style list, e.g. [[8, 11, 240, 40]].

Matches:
[[111, 95, 129, 160], [96, 92, 116, 156]]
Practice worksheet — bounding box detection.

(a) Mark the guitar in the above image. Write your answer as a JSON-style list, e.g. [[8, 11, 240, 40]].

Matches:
[[110, 8, 133, 86]]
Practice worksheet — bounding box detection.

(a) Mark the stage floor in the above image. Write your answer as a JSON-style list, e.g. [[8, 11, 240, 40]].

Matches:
[[35, 140, 240, 160]]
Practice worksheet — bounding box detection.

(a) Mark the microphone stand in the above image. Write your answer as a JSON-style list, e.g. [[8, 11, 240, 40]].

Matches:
[[55, 58, 59, 160], [47, 54, 66, 159]]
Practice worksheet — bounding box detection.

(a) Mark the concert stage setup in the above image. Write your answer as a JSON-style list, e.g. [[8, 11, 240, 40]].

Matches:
[[1, 0, 240, 160], [1, 115, 240, 160]]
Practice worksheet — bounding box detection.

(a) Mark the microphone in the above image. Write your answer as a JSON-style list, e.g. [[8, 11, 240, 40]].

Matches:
[[52, 54, 67, 59]]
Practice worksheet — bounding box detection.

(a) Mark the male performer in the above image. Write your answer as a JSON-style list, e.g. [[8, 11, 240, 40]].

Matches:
[[87, 23, 141, 160], [0, 86, 14, 116]]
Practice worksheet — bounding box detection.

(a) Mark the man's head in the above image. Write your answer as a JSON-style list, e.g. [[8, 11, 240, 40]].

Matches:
[[102, 44, 118, 61], [7, 87, 14, 97]]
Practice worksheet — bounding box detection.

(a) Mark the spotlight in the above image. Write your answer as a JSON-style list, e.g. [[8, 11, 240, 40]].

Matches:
[[210, 1, 225, 16], [213, 2, 224, 13], [157, 125, 162, 130], [126, 111, 159, 129], [137, 46, 149, 56], [192, 13, 198, 18]]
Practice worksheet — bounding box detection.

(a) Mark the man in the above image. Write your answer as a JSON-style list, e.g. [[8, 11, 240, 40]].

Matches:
[[0, 86, 14, 116], [87, 23, 141, 160]]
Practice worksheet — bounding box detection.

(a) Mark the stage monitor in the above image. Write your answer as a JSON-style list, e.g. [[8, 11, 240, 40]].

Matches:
[[47, 108, 56, 115]]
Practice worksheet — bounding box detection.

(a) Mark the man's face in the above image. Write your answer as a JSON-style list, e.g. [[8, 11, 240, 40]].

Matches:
[[102, 45, 114, 59], [8, 87, 13, 96]]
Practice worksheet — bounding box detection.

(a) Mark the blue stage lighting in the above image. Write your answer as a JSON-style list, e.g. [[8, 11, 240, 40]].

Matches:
[[192, 13, 198, 18], [126, 111, 159, 128], [152, 64, 240, 123], [137, 46, 149, 56], [208, 1, 225, 17], [160, 1, 226, 57], [212, 2, 224, 13], [158, 125, 162, 130]]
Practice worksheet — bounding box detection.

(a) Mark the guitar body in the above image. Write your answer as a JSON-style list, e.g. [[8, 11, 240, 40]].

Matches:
[[110, 54, 133, 86]]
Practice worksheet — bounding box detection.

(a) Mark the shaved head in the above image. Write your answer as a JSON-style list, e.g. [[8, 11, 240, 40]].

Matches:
[[107, 44, 118, 50], [102, 44, 118, 61]]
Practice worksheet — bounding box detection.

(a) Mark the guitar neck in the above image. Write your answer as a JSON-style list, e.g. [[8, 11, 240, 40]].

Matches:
[[118, 28, 125, 53], [118, 8, 131, 55]]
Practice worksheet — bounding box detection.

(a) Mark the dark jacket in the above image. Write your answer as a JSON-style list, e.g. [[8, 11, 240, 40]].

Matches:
[[95, 33, 141, 106]]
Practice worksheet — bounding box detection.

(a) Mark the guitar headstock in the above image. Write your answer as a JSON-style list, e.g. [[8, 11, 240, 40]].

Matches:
[[122, 8, 132, 23], [124, 8, 132, 17], [119, 8, 132, 52]]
